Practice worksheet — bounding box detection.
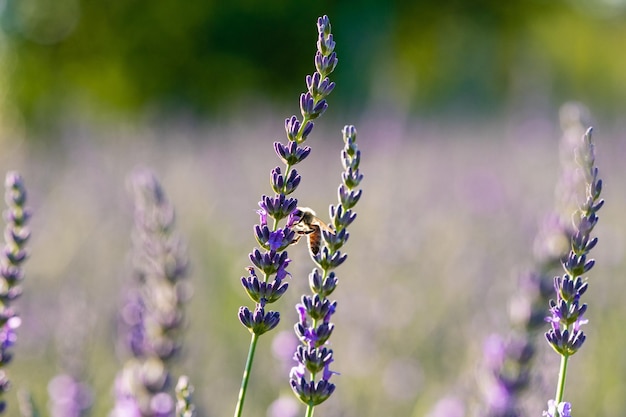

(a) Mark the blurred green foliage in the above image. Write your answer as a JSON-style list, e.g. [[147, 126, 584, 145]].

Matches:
[[1, 0, 626, 129]]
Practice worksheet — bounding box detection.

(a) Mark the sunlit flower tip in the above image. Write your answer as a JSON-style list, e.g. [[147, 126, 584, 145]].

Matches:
[[317, 15, 331, 36], [341, 124, 357, 138]]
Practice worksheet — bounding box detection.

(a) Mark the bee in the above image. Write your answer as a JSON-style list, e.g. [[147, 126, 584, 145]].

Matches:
[[291, 207, 334, 258]]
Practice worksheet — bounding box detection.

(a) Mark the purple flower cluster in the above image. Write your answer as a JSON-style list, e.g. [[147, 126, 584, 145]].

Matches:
[[238, 15, 338, 337], [290, 125, 362, 409], [111, 169, 190, 417], [543, 127, 603, 416], [47, 374, 93, 417], [0, 172, 31, 414]]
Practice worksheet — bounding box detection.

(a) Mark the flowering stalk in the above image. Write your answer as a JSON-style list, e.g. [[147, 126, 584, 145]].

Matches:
[[478, 107, 588, 417], [234, 15, 337, 417], [543, 127, 603, 417], [290, 125, 362, 417], [111, 169, 190, 417], [0, 172, 31, 414]]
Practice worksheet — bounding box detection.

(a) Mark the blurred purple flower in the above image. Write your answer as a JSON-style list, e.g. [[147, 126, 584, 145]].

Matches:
[[111, 169, 191, 417], [0, 172, 31, 413], [48, 374, 93, 417]]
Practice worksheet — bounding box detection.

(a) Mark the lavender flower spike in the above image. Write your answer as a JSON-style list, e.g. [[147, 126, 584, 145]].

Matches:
[[544, 127, 603, 416], [0, 172, 31, 414], [234, 15, 339, 417], [290, 125, 363, 414], [477, 105, 589, 417], [111, 168, 191, 417]]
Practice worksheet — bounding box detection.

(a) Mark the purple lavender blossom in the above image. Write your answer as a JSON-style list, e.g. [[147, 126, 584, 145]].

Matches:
[[47, 374, 93, 417], [0, 172, 31, 414], [111, 168, 190, 417], [543, 127, 603, 416], [234, 15, 339, 417], [290, 125, 362, 412]]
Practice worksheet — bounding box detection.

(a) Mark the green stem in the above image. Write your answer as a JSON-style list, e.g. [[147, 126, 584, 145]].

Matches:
[[305, 404, 315, 417], [554, 353, 569, 409], [234, 332, 259, 417]]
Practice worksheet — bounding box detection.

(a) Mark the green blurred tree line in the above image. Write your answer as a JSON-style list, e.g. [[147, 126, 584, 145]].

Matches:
[[1, 0, 625, 130]]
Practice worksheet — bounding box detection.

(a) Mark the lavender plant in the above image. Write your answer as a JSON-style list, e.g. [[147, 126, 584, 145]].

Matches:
[[110, 168, 190, 417], [0, 172, 31, 414], [478, 107, 590, 417], [234, 15, 337, 417], [543, 127, 603, 417], [290, 125, 362, 416]]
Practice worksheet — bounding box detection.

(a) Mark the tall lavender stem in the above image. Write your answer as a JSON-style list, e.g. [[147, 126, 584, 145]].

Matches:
[[234, 15, 338, 417], [110, 169, 190, 417], [0, 172, 31, 414], [290, 125, 362, 416], [543, 127, 603, 417]]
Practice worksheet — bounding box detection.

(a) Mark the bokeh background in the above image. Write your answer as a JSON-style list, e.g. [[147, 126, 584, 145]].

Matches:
[[1, 1, 625, 416]]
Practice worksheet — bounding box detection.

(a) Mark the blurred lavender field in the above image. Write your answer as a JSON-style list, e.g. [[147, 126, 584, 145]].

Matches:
[[1, 112, 625, 417]]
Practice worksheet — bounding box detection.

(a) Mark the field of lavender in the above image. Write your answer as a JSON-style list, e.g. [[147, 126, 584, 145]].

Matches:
[[0, 106, 624, 417]]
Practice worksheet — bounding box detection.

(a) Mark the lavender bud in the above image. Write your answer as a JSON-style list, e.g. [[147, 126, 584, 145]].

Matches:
[[274, 141, 312, 165], [239, 305, 281, 335], [260, 194, 298, 221], [240, 273, 289, 304]]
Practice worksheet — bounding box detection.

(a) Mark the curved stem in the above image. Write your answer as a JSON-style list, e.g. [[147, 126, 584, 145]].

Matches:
[[234, 332, 260, 417]]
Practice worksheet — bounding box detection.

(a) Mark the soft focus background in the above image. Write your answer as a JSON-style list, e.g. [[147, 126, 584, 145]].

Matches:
[[0, 1, 625, 417]]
